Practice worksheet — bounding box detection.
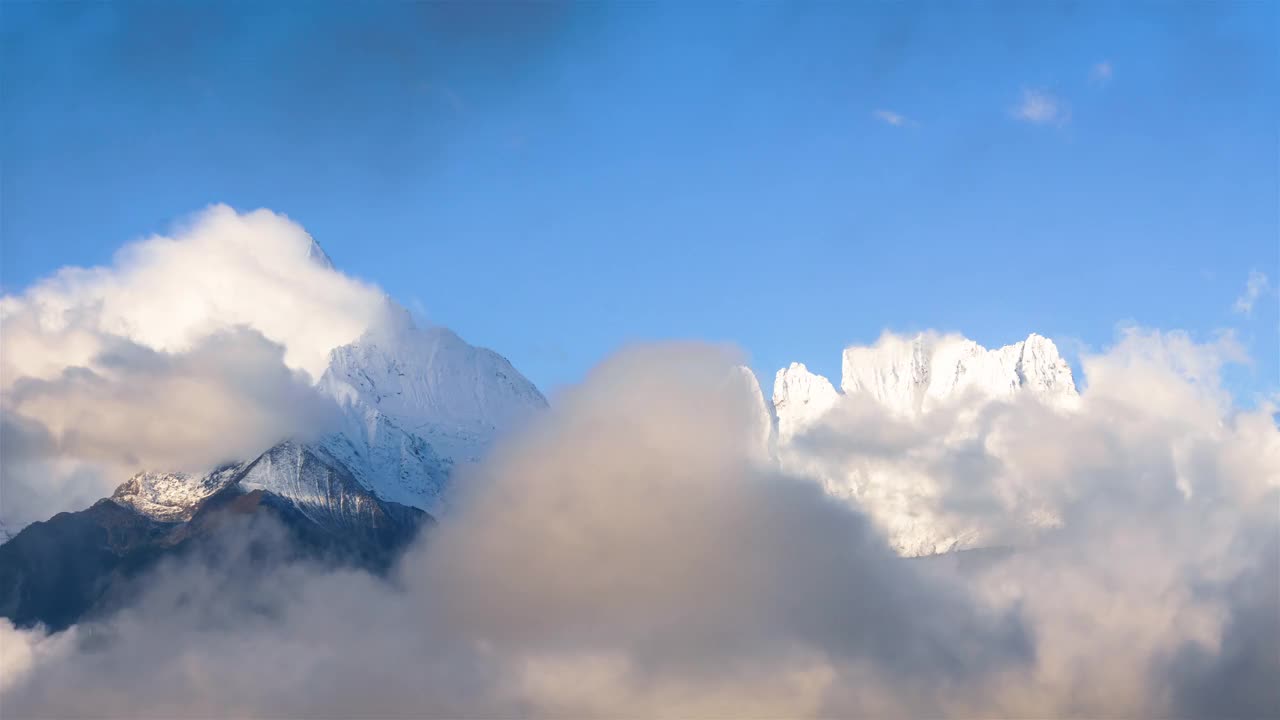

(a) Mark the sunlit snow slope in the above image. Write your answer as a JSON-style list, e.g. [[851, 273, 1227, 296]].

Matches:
[[771, 332, 1079, 556]]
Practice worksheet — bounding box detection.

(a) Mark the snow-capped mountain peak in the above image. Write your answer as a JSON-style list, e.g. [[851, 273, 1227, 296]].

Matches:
[[839, 331, 1077, 415], [319, 320, 548, 467], [770, 331, 1079, 557], [773, 331, 1076, 447], [110, 309, 548, 524], [772, 362, 839, 442], [111, 467, 242, 522]]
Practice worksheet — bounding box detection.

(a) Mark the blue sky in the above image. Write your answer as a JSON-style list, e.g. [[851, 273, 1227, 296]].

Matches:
[[3, 2, 1276, 397]]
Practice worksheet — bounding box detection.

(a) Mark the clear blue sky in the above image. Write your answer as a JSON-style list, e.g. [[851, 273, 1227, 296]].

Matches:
[[3, 2, 1277, 398]]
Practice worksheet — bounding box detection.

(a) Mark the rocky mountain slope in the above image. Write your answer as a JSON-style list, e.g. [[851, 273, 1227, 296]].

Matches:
[[0, 306, 546, 630], [0, 456, 428, 632]]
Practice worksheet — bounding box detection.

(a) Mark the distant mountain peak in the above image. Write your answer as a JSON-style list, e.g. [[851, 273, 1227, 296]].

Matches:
[[770, 331, 1079, 558], [838, 331, 1077, 416], [111, 467, 241, 523], [772, 362, 839, 442], [772, 332, 1076, 433], [318, 319, 548, 471], [108, 308, 548, 527]]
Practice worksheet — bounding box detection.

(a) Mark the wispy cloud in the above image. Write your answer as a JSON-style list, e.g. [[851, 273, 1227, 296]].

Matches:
[[1233, 270, 1271, 314], [1013, 89, 1069, 126], [1091, 60, 1113, 85], [873, 109, 914, 127]]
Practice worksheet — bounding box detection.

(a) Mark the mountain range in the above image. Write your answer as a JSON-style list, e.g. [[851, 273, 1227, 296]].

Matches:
[[770, 331, 1078, 556], [1, 266, 1078, 630], [0, 300, 548, 631]]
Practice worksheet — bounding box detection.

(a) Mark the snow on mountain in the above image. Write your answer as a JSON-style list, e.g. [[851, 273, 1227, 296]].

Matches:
[[840, 332, 1077, 415], [236, 440, 421, 534], [772, 362, 840, 442], [319, 314, 548, 468], [316, 407, 451, 513], [103, 305, 547, 526], [111, 467, 243, 522], [771, 332, 1078, 557], [773, 333, 1077, 436], [109, 439, 424, 537]]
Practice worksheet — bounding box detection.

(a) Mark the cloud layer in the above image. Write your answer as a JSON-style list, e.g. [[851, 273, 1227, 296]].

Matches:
[[3, 334, 1277, 717]]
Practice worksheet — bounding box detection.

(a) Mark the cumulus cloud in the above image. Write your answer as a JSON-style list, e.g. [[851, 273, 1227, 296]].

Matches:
[[1013, 89, 1069, 126], [1, 330, 339, 527], [0, 206, 390, 527], [775, 328, 1279, 715], [0, 204, 390, 384], [2, 336, 1277, 718], [1233, 269, 1271, 314], [0, 344, 1029, 718]]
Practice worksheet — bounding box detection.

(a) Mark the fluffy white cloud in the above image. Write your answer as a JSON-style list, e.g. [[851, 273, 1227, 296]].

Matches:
[[0, 206, 391, 527], [0, 204, 390, 384], [1, 331, 340, 527], [3, 335, 1277, 717], [777, 329, 1264, 556], [774, 328, 1278, 714]]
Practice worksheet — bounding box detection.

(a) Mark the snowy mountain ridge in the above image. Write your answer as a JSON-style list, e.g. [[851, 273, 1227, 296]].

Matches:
[[104, 313, 1073, 562], [111, 467, 243, 522], [769, 331, 1079, 557], [772, 362, 840, 442], [774, 332, 1077, 434], [111, 309, 546, 523], [319, 315, 547, 467], [840, 331, 1077, 414]]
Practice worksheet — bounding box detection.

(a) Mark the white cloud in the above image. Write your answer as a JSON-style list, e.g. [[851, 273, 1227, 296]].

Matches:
[[0, 201, 1274, 719], [0, 330, 340, 527], [873, 109, 913, 127], [1233, 270, 1271, 314], [1013, 89, 1069, 126], [0, 204, 391, 385], [0, 620, 77, 695], [3, 333, 1277, 717]]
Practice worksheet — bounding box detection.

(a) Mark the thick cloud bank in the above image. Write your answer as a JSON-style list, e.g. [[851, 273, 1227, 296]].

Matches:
[[0, 204, 388, 384], [774, 331, 1273, 555], [0, 206, 390, 527], [3, 337, 1277, 718]]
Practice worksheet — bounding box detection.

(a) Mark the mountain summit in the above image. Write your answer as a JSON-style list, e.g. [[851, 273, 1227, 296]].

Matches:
[[320, 316, 548, 467], [770, 332, 1079, 557], [774, 332, 1077, 438], [840, 332, 1076, 413], [0, 306, 547, 630]]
